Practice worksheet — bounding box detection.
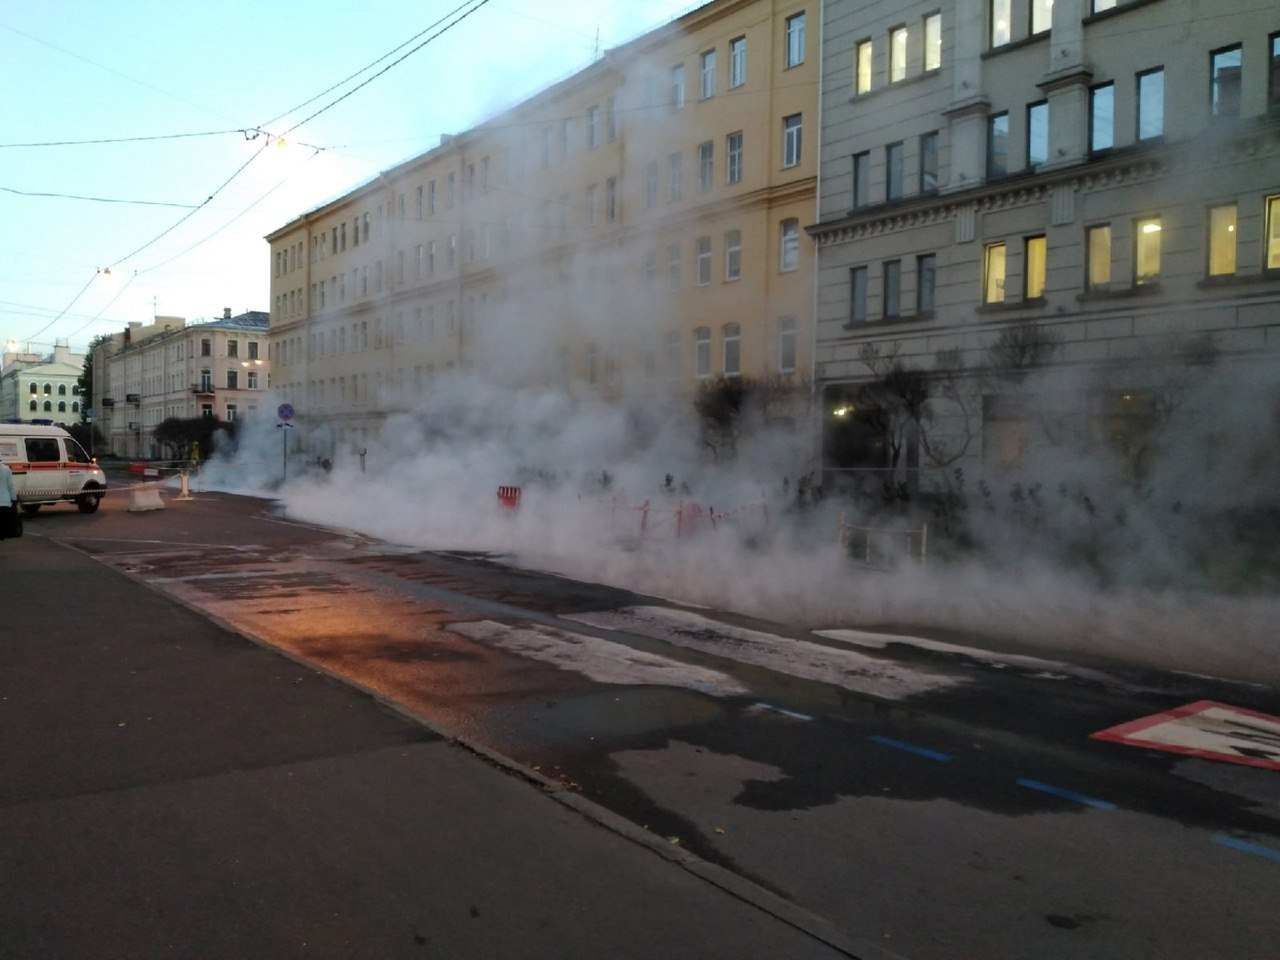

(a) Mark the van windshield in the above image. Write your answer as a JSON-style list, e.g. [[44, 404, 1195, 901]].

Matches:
[[65, 440, 91, 463]]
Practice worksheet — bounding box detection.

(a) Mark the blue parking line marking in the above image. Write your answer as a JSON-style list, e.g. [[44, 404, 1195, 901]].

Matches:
[[1212, 834, 1280, 863], [868, 735, 952, 762], [1017, 778, 1116, 810]]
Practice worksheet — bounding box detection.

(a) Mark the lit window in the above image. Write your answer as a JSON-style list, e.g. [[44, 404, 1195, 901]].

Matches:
[[1087, 224, 1112, 290], [700, 49, 716, 98], [1090, 83, 1114, 152], [889, 26, 908, 83], [1135, 216, 1162, 284], [1025, 235, 1047, 299], [783, 114, 803, 167], [780, 219, 800, 272], [849, 266, 868, 323], [1027, 102, 1048, 166], [991, 0, 1010, 47], [786, 13, 806, 67], [883, 259, 902, 317], [983, 242, 1007, 303], [729, 37, 747, 87], [1208, 204, 1237, 277], [1266, 196, 1280, 270], [987, 113, 1009, 177], [723, 324, 741, 377], [924, 14, 941, 71], [1137, 68, 1164, 140], [856, 40, 873, 94], [1211, 45, 1242, 118], [725, 230, 742, 280]]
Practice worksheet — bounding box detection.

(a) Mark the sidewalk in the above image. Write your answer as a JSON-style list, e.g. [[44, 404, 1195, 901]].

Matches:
[[0, 533, 861, 960]]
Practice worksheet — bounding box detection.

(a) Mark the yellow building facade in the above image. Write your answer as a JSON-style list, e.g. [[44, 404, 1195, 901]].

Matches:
[[266, 0, 817, 454]]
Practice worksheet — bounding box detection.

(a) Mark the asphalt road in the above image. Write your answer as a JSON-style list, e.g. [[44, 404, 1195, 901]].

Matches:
[[14, 487, 1280, 959]]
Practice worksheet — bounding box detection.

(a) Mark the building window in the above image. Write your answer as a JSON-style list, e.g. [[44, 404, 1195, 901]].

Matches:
[[665, 332, 681, 380], [671, 63, 686, 108], [991, 0, 1010, 47], [1134, 216, 1162, 284], [883, 260, 902, 317], [1090, 83, 1114, 152], [1208, 204, 1237, 277], [780, 218, 800, 272], [698, 141, 714, 192], [924, 13, 941, 71], [586, 105, 599, 148], [694, 328, 711, 378], [726, 132, 744, 184], [1211, 45, 1242, 118], [697, 236, 712, 285], [778, 317, 797, 373], [729, 37, 746, 87], [1025, 235, 1047, 299], [983, 242, 1007, 303], [783, 114, 802, 167], [889, 26, 908, 82], [201, 338, 211, 357], [606, 177, 618, 221], [919, 132, 939, 192], [886, 141, 904, 199], [643, 161, 658, 209], [856, 40, 873, 94], [987, 112, 1009, 177], [849, 266, 869, 324], [1137, 68, 1164, 140], [722, 324, 741, 376], [585, 184, 598, 226], [1270, 33, 1280, 109], [786, 13, 806, 67], [226, 370, 238, 390], [668, 243, 682, 289], [917, 254, 937, 314], [248, 341, 259, 360], [1092, 0, 1116, 10], [668, 152, 683, 201], [725, 230, 742, 280], [1031, 0, 1052, 34], [1027, 102, 1048, 166], [853, 150, 871, 207], [1266, 196, 1280, 270], [700, 49, 716, 98], [1087, 224, 1112, 290]]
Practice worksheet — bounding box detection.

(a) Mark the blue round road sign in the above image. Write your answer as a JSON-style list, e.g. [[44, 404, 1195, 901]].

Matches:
[[277, 403, 295, 421]]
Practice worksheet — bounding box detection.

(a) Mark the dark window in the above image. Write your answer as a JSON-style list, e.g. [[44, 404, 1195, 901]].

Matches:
[[883, 260, 901, 317], [919, 132, 939, 192], [1027, 102, 1048, 166], [917, 254, 936, 314], [1270, 33, 1280, 108], [886, 141, 904, 200], [853, 151, 871, 208], [26, 438, 59, 462], [849, 266, 868, 323], [1211, 45, 1242, 117], [987, 112, 1009, 177]]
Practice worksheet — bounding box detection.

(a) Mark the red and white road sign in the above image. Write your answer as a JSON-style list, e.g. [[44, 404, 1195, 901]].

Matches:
[[1091, 700, 1280, 771]]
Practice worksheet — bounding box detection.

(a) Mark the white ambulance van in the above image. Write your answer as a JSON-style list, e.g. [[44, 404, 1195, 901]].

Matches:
[[0, 423, 107, 514]]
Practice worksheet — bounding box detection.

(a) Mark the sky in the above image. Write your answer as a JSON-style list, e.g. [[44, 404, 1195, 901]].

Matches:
[[0, 0, 699, 357]]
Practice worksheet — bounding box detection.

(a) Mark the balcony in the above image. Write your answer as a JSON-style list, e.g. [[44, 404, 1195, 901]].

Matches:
[[191, 383, 215, 397]]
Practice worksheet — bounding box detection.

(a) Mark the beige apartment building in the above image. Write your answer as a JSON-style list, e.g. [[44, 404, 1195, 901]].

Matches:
[[266, 0, 818, 457], [92, 310, 271, 458], [0, 342, 85, 424], [812, 0, 1280, 491]]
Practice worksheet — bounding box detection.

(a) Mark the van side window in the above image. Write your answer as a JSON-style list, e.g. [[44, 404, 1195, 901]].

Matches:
[[64, 441, 90, 463], [26, 438, 60, 462]]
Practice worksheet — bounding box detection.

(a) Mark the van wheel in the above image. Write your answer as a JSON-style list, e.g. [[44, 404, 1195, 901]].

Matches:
[[19, 503, 40, 516], [77, 494, 102, 514]]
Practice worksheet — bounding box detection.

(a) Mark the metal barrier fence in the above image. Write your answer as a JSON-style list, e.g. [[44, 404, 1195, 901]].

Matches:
[[838, 513, 929, 567]]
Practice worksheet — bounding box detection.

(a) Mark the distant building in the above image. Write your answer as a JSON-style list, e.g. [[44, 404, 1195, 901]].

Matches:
[[265, 0, 818, 457], [0, 342, 87, 425], [93, 310, 270, 458], [810, 0, 1280, 493]]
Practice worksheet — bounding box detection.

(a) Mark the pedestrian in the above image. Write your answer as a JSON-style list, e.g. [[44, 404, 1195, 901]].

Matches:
[[0, 458, 16, 540]]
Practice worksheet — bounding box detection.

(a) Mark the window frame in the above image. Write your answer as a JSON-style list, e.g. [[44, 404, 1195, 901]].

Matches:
[[694, 327, 712, 378], [916, 254, 937, 315], [983, 241, 1007, 304], [785, 13, 806, 68], [729, 36, 747, 87], [783, 113, 803, 168], [1089, 82, 1115, 153], [1207, 203, 1238, 278], [883, 259, 902, 318], [1027, 101, 1048, 167], [725, 229, 742, 281], [924, 13, 942, 71], [1266, 195, 1280, 272], [1134, 215, 1162, 285], [778, 317, 797, 373], [700, 49, 716, 99], [1210, 44, 1243, 118], [698, 141, 715, 192], [853, 150, 872, 208], [886, 141, 904, 200], [990, 0, 1011, 48], [726, 131, 744, 184], [987, 112, 1009, 178], [1086, 223, 1113, 291], [696, 236, 713, 285], [849, 266, 869, 324], [1024, 235, 1047, 299], [1136, 67, 1164, 141], [889, 25, 908, 83], [722, 323, 741, 377], [856, 39, 874, 94], [779, 218, 800, 272]]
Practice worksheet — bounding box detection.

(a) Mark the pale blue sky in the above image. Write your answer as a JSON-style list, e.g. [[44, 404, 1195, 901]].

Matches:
[[1, 0, 698, 355]]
